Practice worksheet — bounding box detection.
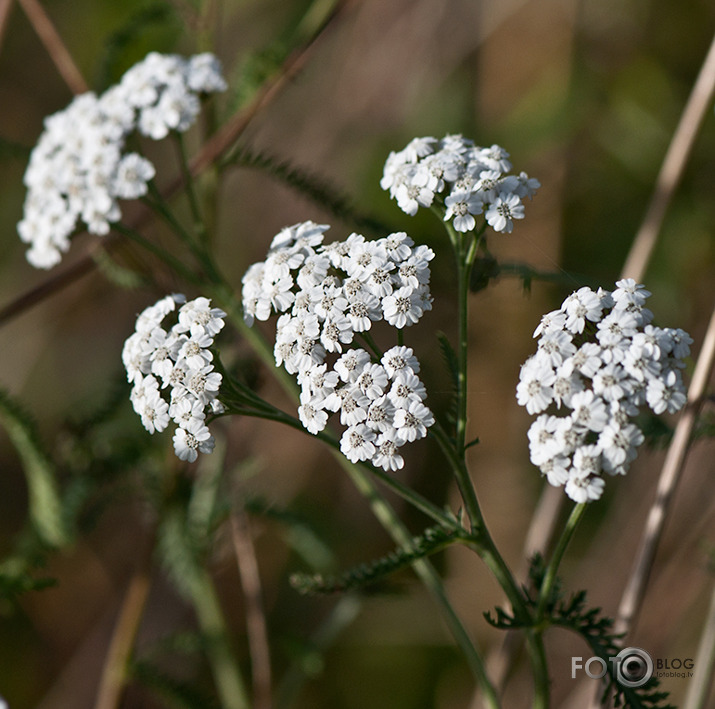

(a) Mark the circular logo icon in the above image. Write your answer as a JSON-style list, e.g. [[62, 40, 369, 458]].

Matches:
[[616, 647, 653, 688]]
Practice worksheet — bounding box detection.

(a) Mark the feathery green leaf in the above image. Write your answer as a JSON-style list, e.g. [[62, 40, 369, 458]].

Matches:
[[0, 388, 69, 547], [290, 524, 465, 595]]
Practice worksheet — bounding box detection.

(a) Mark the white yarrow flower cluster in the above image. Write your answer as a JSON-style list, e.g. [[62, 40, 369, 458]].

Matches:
[[19, 52, 227, 269], [122, 294, 226, 463], [516, 279, 691, 503], [381, 135, 540, 234], [242, 222, 436, 470]]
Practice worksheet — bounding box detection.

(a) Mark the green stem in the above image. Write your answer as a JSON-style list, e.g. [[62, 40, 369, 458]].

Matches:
[[331, 449, 500, 709], [526, 630, 550, 709], [136, 194, 498, 703], [208, 286, 496, 702], [175, 131, 209, 246], [220, 398, 457, 530], [190, 566, 250, 709], [535, 502, 588, 621], [113, 222, 200, 286], [143, 183, 222, 284], [358, 330, 383, 359], [429, 421, 482, 528]]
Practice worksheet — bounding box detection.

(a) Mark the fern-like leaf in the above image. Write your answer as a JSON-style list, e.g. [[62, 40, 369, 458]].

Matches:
[[221, 146, 392, 235], [0, 388, 69, 547], [291, 524, 465, 595], [435, 331, 459, 435], [130, 658, 221, 709], [95, 4, 180, 90]]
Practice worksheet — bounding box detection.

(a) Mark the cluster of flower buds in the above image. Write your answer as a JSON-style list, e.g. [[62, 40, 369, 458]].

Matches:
[[242, 221, 435, 470], [516, 279, 691, 502], [381, 134, 540, 233], [122, 295, 226, 462], [18, 52, 226, 269]]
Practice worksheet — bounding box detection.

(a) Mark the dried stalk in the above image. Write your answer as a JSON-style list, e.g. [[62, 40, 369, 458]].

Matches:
[[683, 578, 715, 709], [231, 512, 272, 709], [95, 534, 154, 709], [493, 31, 715, 709], [0, 0, 14, 48], [621, 32, 715, 283], [16, 0, 88, 94], [614, 304, 715, 638]]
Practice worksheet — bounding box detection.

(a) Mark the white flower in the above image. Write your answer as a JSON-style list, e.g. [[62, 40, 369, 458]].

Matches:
[[562, 287, 604, 333], [393, 399, 434, 443], [592, 363, 629, 402], [569, 390, 609, 432], [320, 315, 354, 353], [381, 346, 420, 377], [372, 435, 405, 471], [517, 280, 690, 501], [527, 415, 562, 466], [613, 279, 651, 307], [298, 363, 340, 399], [388, 371, 427, 408], [356, 363, 389, 400], [395, 181, 434, 216], [540, 456, 570, 487], [336, 387, 370, 427], [565, 474, 605, 503], [537, 330, 576, 368], [113, 153, 155, 199], [298, 396, 329, 434], [173, 422, 215, 462], [365, 396, 397, 433], [169, 397, 207, 430], [444, 190, 483, 232], [516, 355, 556, 415], [646, 370, 687, 414], [485, 193, 525, 233], [19, 53, 226, 269], [382, 287, 423, 329], [124, 294, 224, 463], [598, 423, 644, 474], [533, 309, 567, 338], [335, 349, 371, 383], [346, 294, 382, 332], [340, 424, 376, 463]]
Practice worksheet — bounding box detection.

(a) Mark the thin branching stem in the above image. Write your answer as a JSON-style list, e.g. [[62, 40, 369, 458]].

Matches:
[[112, 221, 199, 286], [221, 399, 457, 530], [175, 132, 209, 246], [535, 502, 588, 622]]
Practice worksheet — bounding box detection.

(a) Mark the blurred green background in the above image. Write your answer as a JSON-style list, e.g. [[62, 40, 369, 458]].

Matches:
[[0, 1, 714, 707]]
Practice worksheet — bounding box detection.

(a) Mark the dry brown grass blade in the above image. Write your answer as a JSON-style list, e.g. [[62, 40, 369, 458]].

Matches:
[[0, 0, 14, 48], [614, 303, 715, 638], [524, 29, 715, 584], [621, 32, 715, 284], [94, 534, 154, 709], [490, 32, 715, 709], [232, 512, 272, 709], [683, 577, 715, 709], [16, 0, 88, 94], [0, 0, 354, 329]]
